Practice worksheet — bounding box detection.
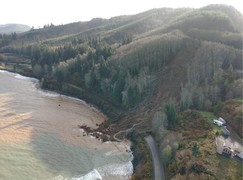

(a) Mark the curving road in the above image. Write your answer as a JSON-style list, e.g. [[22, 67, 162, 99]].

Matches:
[[145, 135, 165, 180]]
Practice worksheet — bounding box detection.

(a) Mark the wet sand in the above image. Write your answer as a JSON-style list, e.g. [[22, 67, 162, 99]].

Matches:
[[0, 93, 132, 179], [0, 71, 133, 179], [0, 92, 130, 153], [0, 94, 33, 143]]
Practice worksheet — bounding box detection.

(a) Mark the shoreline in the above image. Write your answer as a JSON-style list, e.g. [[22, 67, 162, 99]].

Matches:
[[0, 69, 124, 144], [0, 69, 127, 143], [0, 69, 134, 179]]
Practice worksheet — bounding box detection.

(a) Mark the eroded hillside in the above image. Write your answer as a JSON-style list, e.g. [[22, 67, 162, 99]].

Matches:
[[0, 4, 242, 179]]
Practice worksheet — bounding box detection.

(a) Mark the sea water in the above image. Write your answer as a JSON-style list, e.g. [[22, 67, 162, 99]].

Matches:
[[0, 70, 133, 180]]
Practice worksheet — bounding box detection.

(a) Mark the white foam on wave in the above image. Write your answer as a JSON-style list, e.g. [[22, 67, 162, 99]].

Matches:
[[56, 169, 102, 180], [52, 175, 67, 180], [64, 96, 87, 105], [0, 70, 38, 83], [14, 74, 38, 82], [52, 169, 102, 180], [73, 169, 102, 180], [36, 89, 60, 98], [105, 150, 117, 156], [0, 70, 60, 98], [0, 70, 103, 114], [0, 70, 14, 75], [52, 158, 133, 180], [97, 161, 133, 179]]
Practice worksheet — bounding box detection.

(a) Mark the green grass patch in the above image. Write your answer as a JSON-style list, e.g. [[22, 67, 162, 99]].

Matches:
[[198, 111, 216, 122], [215, 155, 243, 180], [198, 111, 222, 134], [234, 99, 243, 103]]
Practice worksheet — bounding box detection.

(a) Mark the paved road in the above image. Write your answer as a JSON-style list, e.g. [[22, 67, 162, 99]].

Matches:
[[145, 135, 165, 180]]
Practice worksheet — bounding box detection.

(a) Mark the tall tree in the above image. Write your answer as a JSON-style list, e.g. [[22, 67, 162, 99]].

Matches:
[[164, 102, 177, 129]]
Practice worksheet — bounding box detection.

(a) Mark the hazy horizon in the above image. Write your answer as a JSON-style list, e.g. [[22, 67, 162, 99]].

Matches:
[[1, 0, 242, 28]]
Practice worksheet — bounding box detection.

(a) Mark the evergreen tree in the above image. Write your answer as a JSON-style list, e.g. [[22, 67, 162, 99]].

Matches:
[[164, 102, 177, 129], [191, 143, 199, 156]]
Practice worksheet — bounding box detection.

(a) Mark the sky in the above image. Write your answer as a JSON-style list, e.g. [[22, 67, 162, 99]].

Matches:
[[1, 0, 242, 28]]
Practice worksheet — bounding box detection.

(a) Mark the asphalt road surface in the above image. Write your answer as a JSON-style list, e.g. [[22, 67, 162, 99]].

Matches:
[[145, 135, 165, 180]]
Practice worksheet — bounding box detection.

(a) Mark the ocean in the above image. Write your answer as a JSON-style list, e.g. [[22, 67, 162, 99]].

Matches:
[[0, 70, 133, 180]]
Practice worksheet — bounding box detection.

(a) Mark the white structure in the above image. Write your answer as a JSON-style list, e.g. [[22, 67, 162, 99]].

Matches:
[[213, 119, 224, 126], [218, 117, 226, 124]]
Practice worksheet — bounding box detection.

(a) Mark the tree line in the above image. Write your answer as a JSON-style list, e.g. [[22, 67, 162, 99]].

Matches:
[[5, 32, 186, 109], [180, 41, 242, 111]]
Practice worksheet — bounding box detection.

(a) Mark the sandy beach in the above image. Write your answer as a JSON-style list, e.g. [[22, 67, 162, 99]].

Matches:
[[0, 70, 133, 179], [0, 89, 132, 179], [0, 92, 130, 153]]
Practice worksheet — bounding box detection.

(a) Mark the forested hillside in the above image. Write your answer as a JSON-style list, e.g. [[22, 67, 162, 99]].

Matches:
[[0, 4, 242, 179]]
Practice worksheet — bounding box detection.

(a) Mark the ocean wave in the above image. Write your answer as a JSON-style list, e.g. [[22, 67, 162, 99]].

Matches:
[[63, 96, 87, 105], [105, 150, 117, 156], [97, 161, 133, 179], [0, 70, 22, 78], [0, 70, 37, 82], [0, 69, 103, 114], [52, 175, 67, 180], [0, 70, 59, 98], [0, 70, 14, 75], [36, 89, 60, 98], [53, 169, 102, 180], [52, 160, 133, 180], [73, 169, 102, 180], [14, 74, 38, 82]]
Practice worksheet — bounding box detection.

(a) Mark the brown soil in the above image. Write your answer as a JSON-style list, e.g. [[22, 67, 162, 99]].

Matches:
[[78, 124, 113, 142], [111, 44, 200, 137]]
